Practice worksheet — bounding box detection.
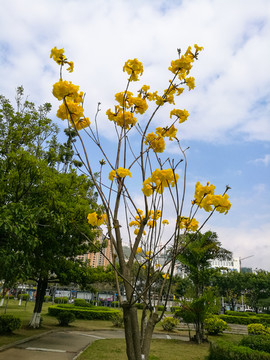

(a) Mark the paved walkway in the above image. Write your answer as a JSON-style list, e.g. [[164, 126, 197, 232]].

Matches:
[[0, 330, 188, 360]]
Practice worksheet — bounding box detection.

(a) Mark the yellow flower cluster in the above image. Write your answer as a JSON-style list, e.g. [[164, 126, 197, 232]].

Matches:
[[50, 46, 74, 72], [129, 209, 163, 235], [108, 167, 132, 181], [106, 107, 137, 129], [156, 125, 178, 141], [51, 47, 89, 130], [177, 216, 199, 232], [170, 109, 190, 123], [194, 182, 231, 214], [123, 58, 144, 81], [142, 169, 179, 196], [145, 132, 165, 153], [168, 44, 204, 86], [87, 212, 107, 227], [115, 91, 148, 114], [162, 273, 170, 280]]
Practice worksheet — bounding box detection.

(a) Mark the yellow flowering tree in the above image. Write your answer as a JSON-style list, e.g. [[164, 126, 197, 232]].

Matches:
[[50, 45, 231, 360]]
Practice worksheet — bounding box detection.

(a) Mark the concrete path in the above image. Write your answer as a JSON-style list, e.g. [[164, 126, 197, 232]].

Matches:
[[0, 330, 188, 360]]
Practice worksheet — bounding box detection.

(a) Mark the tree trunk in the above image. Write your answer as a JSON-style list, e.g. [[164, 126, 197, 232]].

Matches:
[[29, 278, 47, 328], [122, 303, 142, 360], [141, 312, 158, 360]]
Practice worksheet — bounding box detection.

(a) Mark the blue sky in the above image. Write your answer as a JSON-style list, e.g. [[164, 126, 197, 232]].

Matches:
[[0, 0, 269, 270]]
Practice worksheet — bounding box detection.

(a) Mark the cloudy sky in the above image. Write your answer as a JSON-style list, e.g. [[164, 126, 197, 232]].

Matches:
[[1, 0, 270, 271]]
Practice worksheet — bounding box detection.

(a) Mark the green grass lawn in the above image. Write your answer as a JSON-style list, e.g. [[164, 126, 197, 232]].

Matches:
[[77, 338, 210, 360]]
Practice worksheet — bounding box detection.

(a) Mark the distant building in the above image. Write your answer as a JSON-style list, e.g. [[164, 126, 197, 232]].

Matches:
[[209, 257, 240, 273], [77, 233, 113, 268]]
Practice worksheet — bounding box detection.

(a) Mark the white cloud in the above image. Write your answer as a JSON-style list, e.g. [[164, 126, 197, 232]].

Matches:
[[251, 154, 270, 166]]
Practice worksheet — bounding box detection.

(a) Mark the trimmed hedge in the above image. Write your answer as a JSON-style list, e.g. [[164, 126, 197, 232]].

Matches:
[[240, 336, 270, 354], [248, 324, 270, 336], [170, 306, 181, 313], [205, 316, 228, 335], [208, 340, 270, 360], [74, 299, 91, 307], [219, 315, 270, 326], [48, 304, 121, 320], [0, 314, 22, 334]]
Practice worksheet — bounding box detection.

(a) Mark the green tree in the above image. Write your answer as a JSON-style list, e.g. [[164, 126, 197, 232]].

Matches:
[[245, 270, 270, 313], [177, 231, 231, 343], [212, 271, 246, 311], [0, 88, 98, 327]]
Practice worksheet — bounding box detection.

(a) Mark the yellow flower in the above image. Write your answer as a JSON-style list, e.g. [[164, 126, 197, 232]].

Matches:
[[66, 61, 74, 73], [108, 170, 116, 181], [162, 219, 169, 225], [56, 101, 84, 123], [155, 264, 161, 269], [194, 182, 216, 205], [156, 126, 177, 141], [194, 44, 204, 52], [145, 132, 165, 153], [50, 47, 65, 64], [170, 109, 189, 124], [87, 212, 107, 227], [185, 77, 195, 90], [116, 167, 132, 178], [142, 168, 179, 197], [75, 117, 90, 130], [123, 58, 143, 81], [52, 80, 80, 101], [136, 247, 142, 253], [162, 273, 169, 280], [177, 216, 199, 232]]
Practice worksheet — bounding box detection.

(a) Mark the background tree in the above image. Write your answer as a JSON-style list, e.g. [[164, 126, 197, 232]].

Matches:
[[245, 270, 270, 313], [0, 89, 99, 327], [176, 231, 231, 343], [211, 270, 246, 311], [51, 46, 231, 360]]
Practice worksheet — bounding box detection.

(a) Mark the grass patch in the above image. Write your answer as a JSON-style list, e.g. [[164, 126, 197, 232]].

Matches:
[[77, 338, 210, 360]]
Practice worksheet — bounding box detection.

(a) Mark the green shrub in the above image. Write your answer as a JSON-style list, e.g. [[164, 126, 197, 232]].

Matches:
[[111, 312, 124, 327], [208, 340, 270, 360], [74, 299, 91, 307], [205, 316, 228, 335], [225, 311, 250, 317], [19, 294, 30, 301], [4, 294, 14, 300], [170, 306, 181, 313], [44, 295, 52, 302], [220, 315, 270, 326], [0, 314, 22, 334], [248, 324, 270, 336], [54, 296, 68, 304], [48, 304, 121, 321], [57, 311, 76, 326], [111, 301, 120, 307], [161, 317, 179, 331], [240, 336, 270, 353]]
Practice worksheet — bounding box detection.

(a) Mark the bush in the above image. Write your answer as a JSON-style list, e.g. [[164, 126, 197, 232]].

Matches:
[[4, 294, 14, 300], [48, 304, 121, 320], [57, 311, 76, 326], [170, 306, 181, 313], [54, 296, 68, 304], [19, 294, 30, 301], [161, 317, 179, 331], [248, 324, 270, 336], [219, 315, 270, 326], [111, 312, 124, 327], [205, 316, 228, 335], [240, 335, 270, 353], [74, 299, 91, 307], [208, 340, 270, 360], [0, 314, 22, 334], [44, 295, 52, 302], [111, 301, 120, 307]]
